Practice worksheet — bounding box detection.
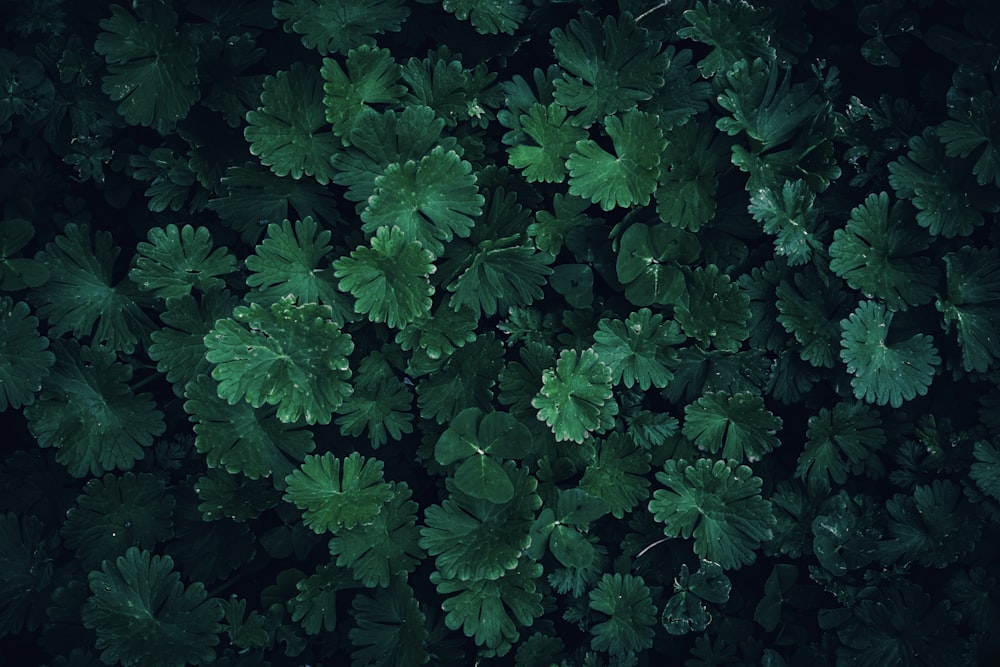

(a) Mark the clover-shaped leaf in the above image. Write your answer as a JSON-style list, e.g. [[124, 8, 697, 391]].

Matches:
[[616, 222, 700, 307], [434, 407, 533, 503]]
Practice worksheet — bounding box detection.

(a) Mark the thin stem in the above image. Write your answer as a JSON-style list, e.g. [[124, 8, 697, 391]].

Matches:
[[635, 537, 670, 560], [636, 0, 672, 23]]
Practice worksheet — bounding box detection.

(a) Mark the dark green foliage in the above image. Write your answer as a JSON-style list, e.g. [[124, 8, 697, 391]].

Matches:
[[1, 1, 998, 665]]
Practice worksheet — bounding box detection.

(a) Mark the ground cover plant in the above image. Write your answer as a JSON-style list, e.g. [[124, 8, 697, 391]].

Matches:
[[1, 0, 999, 665]]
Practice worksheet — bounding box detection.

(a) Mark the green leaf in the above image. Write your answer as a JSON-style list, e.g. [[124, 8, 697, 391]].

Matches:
[[129, 224, 237, 299], [148, 290, 238, 397], [0, 513, 56, 637], [435, 407, 533, 502], [221, 597, 269, 652], [332, 105, 455, 206], [334, 225, 435, 329], [183, 374, 315, 486], [0, 218, 49, 290], [662, 561, 732, 635], [567, 109, 665, 211], [446, 240, 554, 318], [528, 193, 597, 256], [588, 573, 657, 656], [25, 341, 165, 478], [334, 351, 415, 448], [715, 57, 824, 148], [753, 564, 798, 632], [127, 146, 198, 213], [395, 303, 477, 360], [62, 472, 175, 570], [532, 348, 618, 444], [442, 0, 525, 35], [774, 265, 851, 368], [579, 433, 651, 519], [528, 488, 608, 569], [507, 103, 586, 183], [419, 465, 539, 581], [400, 50, 473, 128], [938, 90, 1000, 188], [655, 118, 731, 232], [204, 296, 354, 425], [676, 0, 777, 76], [0, 297, 53, 411], [675, 264, 751, 352], [936, 246, 1000, 373], [321, 45, 406, 142], [829, 192, 939, 310], [289, 563, 351, 634], [415, 333, 505, 425], [0, 52, 54, 126], [592, 308, 683, 390], [432, 557, 544, 655], [682, 391, 783, 463], [94, 3, 200, 132], [839, 300, 940, 408], [882, 480, 980, 568], [82, 547, 223, 667], [549, 264, 593, 309], [328, 481, 424, 587], [30, 223, 154, 354], [362, 146, 484, 258], [748, 179, 827, 266], [195, 470, 279, 522], [970, 440, 1000, 501], [888, 127, 987, 238], [349, 580, 429, 666], [615, 222, 697, 307], [283, 451, 394, 533], [551, 12, 667, 126], [649, 458, 776, 569], [273, 0, 409, 56], [796, 401, 885, 489], [245, 64, 339, 184]]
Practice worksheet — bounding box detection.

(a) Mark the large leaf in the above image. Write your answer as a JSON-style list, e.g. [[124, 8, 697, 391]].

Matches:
[[82, 547, 223, 667], [283, 452, 394, 533], [204, 296, 354, 425], [94, 3, 199, 132], [362, 146, 484, 258], [532, 348, 618, 444]]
